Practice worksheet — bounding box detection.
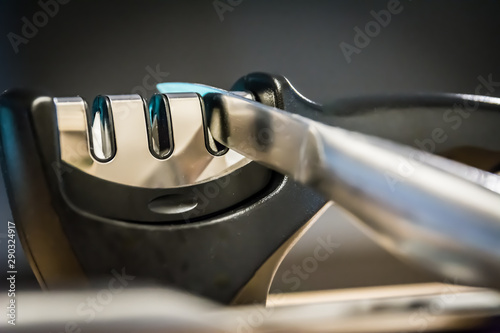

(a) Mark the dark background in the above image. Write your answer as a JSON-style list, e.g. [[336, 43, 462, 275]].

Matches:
[[1, 0, 500, 292]]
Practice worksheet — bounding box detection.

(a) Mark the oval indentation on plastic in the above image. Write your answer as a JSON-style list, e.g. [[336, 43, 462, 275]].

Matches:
[[148, 195, 198, 214]]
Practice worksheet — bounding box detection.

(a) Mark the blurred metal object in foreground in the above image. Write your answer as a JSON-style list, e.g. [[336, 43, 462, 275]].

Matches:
[[2, 73, 500, 314], [205, 91, 500, 291], [2, 284, 499, 333]]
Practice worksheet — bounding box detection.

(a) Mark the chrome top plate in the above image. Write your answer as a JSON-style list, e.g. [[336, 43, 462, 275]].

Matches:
[[55, 86, 252, 189]]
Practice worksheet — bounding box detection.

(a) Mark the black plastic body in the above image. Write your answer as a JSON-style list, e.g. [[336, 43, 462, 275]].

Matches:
[[2, 73, 500, 304], [0, 88, 326, 303]]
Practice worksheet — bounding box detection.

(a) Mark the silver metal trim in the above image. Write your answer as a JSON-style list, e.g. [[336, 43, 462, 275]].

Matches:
[[54, 93, 250, 188]]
